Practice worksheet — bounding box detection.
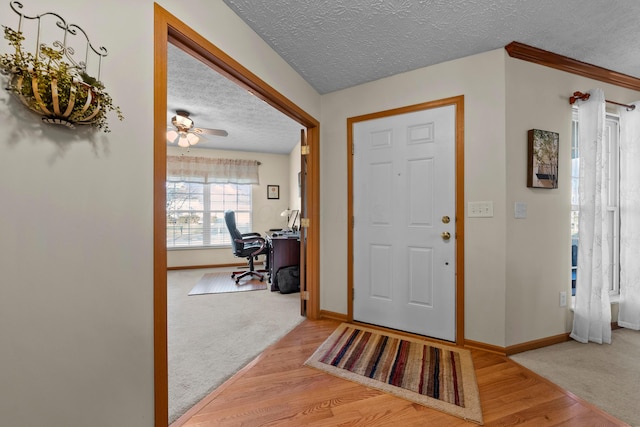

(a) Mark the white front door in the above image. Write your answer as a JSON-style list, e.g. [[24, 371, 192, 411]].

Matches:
[[352, 104, 456, 341]]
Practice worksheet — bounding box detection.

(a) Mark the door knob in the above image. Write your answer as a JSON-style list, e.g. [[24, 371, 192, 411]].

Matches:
[[441, 231, 451, 240]]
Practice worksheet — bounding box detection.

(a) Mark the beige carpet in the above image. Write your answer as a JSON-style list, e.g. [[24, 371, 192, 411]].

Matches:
[[168, 268, 305, 424], [509, 328, 640, 426], [305, 323, 483, 425]]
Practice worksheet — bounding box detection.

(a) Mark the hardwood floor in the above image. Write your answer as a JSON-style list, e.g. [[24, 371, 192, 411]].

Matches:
[[171, 319, 628, 427]]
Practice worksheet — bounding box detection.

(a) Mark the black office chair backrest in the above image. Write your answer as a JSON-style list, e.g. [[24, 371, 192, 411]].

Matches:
[[224, 210, 244, 255]]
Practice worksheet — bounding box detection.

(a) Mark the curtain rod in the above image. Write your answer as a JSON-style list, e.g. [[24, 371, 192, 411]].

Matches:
[[569, 91, 636, 111]]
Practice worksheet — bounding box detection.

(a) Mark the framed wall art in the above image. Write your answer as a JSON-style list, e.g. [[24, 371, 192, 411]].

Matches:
[[527, 129, 559, 189], [267, 185, 280, 199]]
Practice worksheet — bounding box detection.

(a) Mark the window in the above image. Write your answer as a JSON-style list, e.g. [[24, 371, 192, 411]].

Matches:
[[571, 109, 620, 296], [166, 182, 252, 248]]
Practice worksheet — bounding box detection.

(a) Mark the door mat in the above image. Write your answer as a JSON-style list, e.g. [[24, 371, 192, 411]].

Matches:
[[188, 272, 266, 295], [304, 323, 483, 424]]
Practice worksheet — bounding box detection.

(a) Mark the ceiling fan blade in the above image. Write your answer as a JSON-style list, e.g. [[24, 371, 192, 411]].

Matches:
[[166, 129, 179, 143], [194, 127, 228, 137]]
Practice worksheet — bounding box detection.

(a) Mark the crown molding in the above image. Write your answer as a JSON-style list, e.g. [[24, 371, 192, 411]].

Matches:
[[505, 41, 640, 92]]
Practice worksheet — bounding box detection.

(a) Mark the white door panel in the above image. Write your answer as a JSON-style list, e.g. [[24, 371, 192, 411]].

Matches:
[[353, 105, 456, 341]]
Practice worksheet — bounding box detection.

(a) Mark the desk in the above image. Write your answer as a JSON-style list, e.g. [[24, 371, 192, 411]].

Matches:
[[266, 233, 300, 291]]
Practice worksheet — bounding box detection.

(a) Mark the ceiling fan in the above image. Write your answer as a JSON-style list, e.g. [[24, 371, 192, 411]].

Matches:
[[166, 109, 228, 147]]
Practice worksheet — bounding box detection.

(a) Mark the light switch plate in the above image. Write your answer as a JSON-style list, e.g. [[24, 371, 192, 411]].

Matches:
[[468, 201, 493, 218], [515, 202, 527, 219]]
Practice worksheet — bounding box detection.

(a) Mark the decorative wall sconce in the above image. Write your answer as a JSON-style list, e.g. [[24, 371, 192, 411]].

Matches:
[[0, 1, 123, 132]]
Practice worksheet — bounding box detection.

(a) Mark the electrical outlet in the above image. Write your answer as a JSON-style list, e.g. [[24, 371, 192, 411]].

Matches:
[[560, 291, 567, 307]]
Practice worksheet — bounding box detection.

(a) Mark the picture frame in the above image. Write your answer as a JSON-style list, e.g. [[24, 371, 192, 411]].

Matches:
[[267, 184, 280, 199], [527, 129, 559, 189]]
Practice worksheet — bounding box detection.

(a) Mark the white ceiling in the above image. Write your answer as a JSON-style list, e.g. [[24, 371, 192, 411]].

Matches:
[[224, 0, 640, 94], [168, 0, 640, 153]]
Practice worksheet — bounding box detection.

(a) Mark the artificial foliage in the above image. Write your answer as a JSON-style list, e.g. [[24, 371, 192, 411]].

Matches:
[[0, 26, 123, 132]]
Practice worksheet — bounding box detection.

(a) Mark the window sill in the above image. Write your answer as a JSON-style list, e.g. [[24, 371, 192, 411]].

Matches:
[[168, 245, 231, 251]]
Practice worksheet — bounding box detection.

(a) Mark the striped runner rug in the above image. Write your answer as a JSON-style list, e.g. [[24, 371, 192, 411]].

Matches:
[[305, 323, 483, 425]]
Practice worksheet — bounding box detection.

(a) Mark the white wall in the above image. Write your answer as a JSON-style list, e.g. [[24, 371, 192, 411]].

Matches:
[[320, 49, 509, 346], [504, 57, 640, 346], [0, 1, 320, 426], [2, 1, 639, 424], [320, 48, 640, 349], [166, 146, 292, 268]]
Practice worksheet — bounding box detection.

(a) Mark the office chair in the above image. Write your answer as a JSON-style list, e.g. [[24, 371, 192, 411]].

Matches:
[[224, 210, 269, 283]]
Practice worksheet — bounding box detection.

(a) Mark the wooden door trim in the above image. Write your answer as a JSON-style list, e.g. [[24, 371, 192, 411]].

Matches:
[[346, 96, 465, 346], [299, 129, 307, 315], [154, 4, 320, 425]]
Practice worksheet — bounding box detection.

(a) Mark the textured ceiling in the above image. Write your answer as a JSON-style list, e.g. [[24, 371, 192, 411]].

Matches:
[[169, 0, 640, 154], [167, 43, 303, 154], [224, 0, 640, 94]]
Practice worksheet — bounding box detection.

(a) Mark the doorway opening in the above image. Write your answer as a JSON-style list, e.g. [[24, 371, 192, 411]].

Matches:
[[154, 5, 320, 426]]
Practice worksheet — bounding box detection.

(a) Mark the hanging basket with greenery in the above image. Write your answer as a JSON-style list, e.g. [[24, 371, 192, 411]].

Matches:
[[0, 7, 123, 132]]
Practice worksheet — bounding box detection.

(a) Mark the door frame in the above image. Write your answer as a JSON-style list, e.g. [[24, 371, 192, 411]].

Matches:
[[153, 5, 321, 425], [346, 96, 465, 346]]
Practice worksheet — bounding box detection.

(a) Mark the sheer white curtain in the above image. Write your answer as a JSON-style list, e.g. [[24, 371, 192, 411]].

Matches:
[[570, 88, 612, 344], [166, 156, 260, 184], [619, 101, 640, 330]]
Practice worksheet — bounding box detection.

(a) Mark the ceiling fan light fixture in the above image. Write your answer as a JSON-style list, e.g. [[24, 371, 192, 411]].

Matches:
[[166, 129, 178, 143], [167, 109, 227, 148], [177, 135, 190, 148], [186, 133, 200, 145], [173, 114, 193, 130]]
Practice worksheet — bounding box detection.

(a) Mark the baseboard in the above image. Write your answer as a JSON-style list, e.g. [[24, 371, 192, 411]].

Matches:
[[464, 340, 507, 355], [505, 333, 570, 355], [464, 333, 572, 356], [167, 262, 251, 271], [612, 321, 621, 330], [488, 325, 622, 356], [314, 318, 568, 357], [319, 310, 348, 322]]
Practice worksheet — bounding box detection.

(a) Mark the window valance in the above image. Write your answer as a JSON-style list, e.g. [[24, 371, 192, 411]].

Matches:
[[167, 156, 260, 184]]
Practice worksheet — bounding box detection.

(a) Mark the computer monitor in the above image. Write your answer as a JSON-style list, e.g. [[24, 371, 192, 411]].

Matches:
[[287, 209, 299, 231]]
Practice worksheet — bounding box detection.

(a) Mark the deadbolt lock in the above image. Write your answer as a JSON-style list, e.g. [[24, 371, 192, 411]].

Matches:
[[442, 215, 450, 224]]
